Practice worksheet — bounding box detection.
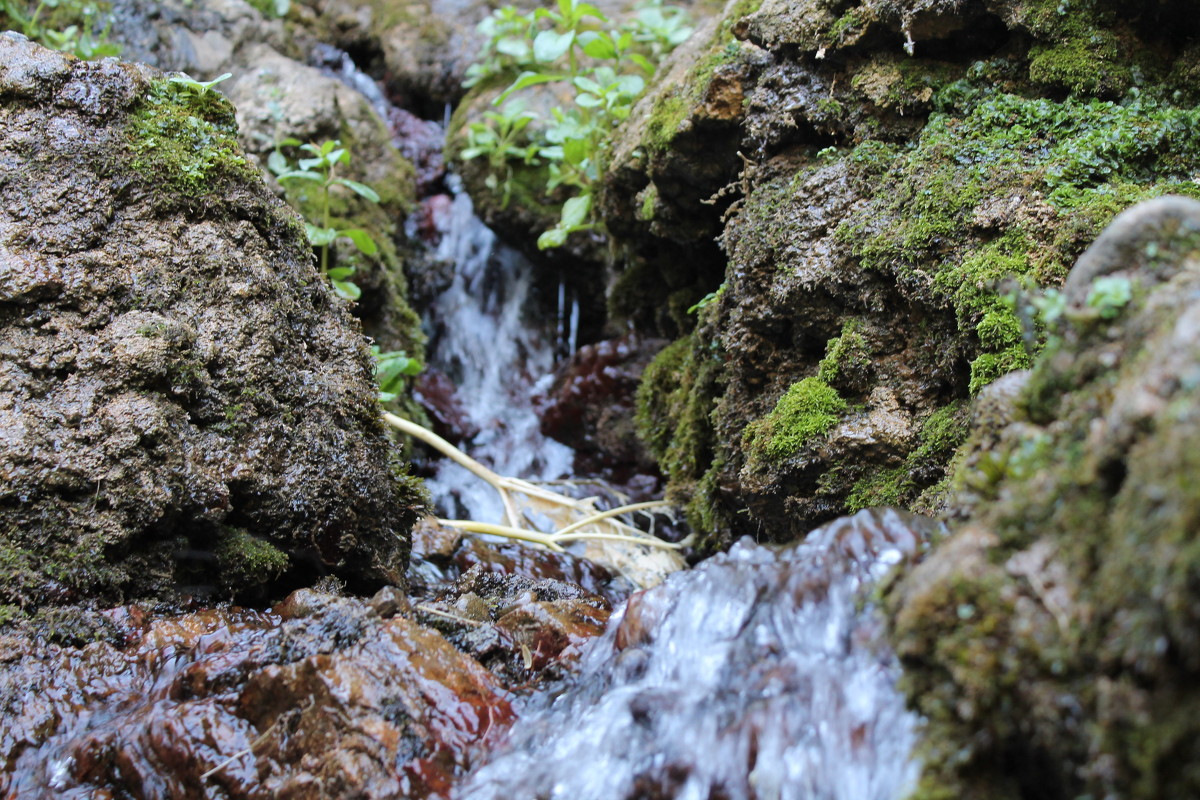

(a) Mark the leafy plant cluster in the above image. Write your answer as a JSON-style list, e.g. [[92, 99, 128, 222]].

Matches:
[[269, 139, 381, 302], [268, 139, 425, 391], [0, 0, 118, 58], [461, 0, 692, 249]]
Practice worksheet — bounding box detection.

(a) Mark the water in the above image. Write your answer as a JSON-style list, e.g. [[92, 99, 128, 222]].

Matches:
[[455, 508, 939, 800], [421, 180, 574, 522]]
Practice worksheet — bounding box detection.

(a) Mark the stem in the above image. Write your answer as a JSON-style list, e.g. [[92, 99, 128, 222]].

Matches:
[[435, 519, 566, 552], [320, 175, 331, 275], [552, 499, 672, 537]]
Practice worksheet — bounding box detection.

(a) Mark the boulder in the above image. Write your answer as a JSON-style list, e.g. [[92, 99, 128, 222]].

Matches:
[[0, 35, 423, 615], [888, 196, 1200, 799]]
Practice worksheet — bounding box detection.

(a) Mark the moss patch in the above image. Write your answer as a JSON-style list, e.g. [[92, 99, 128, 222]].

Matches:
[[743, 377, 846, 464], [215, 528, 290, 596], [841, 88, 1200, 392], [635, 330, 729, 546], [127, 79, 258, 205]]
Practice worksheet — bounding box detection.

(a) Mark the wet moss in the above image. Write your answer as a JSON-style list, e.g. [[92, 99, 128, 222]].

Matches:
[[215, 528, 290, 596], [126, 79, 259, 205], [742, 377, 846, 465], [635, 330, 729, 545]]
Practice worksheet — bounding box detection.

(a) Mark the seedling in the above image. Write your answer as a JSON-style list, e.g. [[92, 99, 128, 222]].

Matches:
[[270, 138, 380, 302]]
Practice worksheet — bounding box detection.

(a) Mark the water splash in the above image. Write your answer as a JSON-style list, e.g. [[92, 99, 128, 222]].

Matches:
[[456, 508, 940, 800], [422, 181, 574, 522]]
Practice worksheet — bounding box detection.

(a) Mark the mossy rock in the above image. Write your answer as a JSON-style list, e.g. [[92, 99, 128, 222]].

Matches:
[[0, 35, 423, 613], [888, 196, 1200, 799]]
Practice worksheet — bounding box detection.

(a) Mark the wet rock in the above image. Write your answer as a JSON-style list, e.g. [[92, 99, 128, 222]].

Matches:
[[888, 196, 1200, 799], [537, 333, 668, 483], [415, 558, 614, 684], [0, 35, 421, 613], [0, 592, 513, 798]]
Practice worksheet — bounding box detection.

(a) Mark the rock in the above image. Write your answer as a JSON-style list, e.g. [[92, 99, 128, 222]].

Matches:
[[0, 35, 422, 613], [537, 333, 668, 483], [629, 0, 1200, 548], [888, 196, 1200, 799], [0, 594, 514, 798], [103, 0, 427, 358]]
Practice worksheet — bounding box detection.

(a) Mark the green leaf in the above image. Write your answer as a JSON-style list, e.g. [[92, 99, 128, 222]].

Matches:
[[266, 150, 289, 176], [306, 224, 338, 246], [496, 37, 531, 59], [278, 137, 303, 147], [562, 138, 589, 165], [275, 169, 323, 183], [533, 30, 574, 62], [335, 178, 381, 203], [575, 93, 602, 108], [498, 70, 565, 103], [332, 279, 361, 301], [560, 193, 591, 228], [537, 228, 568, 249], [326, 265, 356, 280], [339, 228, 378, 255], [579, 31, 616, 59]]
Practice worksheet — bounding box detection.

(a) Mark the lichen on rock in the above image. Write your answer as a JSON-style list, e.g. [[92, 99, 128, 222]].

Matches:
[[0, 34, 423, 617]]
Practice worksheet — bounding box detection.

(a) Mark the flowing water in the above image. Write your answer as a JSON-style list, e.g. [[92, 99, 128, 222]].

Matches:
[[456, 508, 939, 800], [420, 180, 574, 522]]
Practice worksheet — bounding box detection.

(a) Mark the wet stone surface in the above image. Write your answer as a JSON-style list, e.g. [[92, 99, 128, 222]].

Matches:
[[0, 520, 620, 799]]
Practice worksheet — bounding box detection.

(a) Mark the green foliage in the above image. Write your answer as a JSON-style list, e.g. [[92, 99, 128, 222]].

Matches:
[[460, 0, 691, 250], [270, 138, 382, 302], [743, 378, 847, 464], [373, 345, 423, 402], [1085, 275, 1133, 319], [0, 0, 119, 58]]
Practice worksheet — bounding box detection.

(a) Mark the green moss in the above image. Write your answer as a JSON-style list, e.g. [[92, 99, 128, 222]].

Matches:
[[643, 0, 759, 153], [817, 320, 871, 386], [127, 79, 258, 203], [846, 90, 1200, 392], [215, 528, 289, 594], [635, 331, 729, 543], [743, 377, 846, 464], [1028, 34, 1128, 95], [847, 402, 969, 511]]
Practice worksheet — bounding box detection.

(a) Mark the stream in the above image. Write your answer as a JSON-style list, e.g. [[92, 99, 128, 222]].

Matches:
[[0, 45, 935, 800]]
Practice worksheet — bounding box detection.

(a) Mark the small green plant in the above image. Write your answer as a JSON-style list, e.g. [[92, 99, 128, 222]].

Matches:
[[270, 139, 381, 302], [373, 346, 423, 402], [1085, 275, 1133, 319], [0, 0, 119, 58], [460, 0, 691, 251], [460, 101, 542, 207], [167, 72, 233, 95]]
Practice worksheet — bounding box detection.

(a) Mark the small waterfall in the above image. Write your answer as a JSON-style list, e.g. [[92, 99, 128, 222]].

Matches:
[[455, 508, 936, 800], [421, 180, 574, 521]]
